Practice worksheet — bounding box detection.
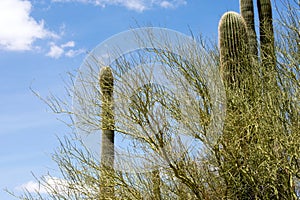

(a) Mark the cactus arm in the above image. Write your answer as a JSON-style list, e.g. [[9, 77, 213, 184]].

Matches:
[[218, 11, 250, 90], [240, 0, 258, 58], [257, 0, 276, 69]]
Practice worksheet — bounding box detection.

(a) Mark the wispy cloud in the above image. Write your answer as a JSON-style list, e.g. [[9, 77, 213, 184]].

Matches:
[[0, 0, 57, 51], [16, 176, 68, 194], [16, 176, 95, 196], [16, 180, 48, 194], [61, 41, 75, 48], [65, 49, 86, 57], [52, 0, 187, 12], [47, 43, 64, 59], [46, 41, 85, 59], [160, 1, 177, 9]]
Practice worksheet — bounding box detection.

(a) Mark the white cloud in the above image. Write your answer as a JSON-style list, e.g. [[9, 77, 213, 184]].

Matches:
[[16, 176, 96, 196], [0, 0, 56, 51], [47, 43, 64, 59], [160, 1, 173, 8], [16, 176, 68, 195], [61, 41, 75, 48], [47, 41, 85, 58], [52, 0, 187, 12], [65, 49, 86, 57], [121, 0, 146, 12], [17, 180, 48, 194]]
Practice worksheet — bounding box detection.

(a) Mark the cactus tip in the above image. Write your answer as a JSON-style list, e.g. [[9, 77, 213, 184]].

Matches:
[[99, 66, 114, 90]]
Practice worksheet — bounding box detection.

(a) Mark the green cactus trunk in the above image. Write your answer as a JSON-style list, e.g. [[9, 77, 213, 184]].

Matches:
[[240, 0, 258, 58], [257, 1, 295, 198], [219, 11, 257, 199], [99, 66, 115, 199], [219, 11, 252, 93], [257, 0, 275, 68], [257, 0, 277, 94]]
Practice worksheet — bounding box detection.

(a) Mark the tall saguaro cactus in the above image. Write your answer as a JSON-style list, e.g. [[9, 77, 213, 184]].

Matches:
[[240, 0, 258, 58], [99, 66, 115, 199], [257, 3, 293, 198], [219, 11, 251, 93], [218, 11, 256, 199], [257, 0, 275, 68], [257, 0, 278, 96], [218, 0, 296, 199]]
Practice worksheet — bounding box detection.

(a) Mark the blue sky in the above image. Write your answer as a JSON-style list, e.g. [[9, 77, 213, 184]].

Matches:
[[0, 0, 244, 199]]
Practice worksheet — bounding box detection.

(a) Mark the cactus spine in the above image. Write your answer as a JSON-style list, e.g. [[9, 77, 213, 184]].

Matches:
[[99, 66, 115, 198]]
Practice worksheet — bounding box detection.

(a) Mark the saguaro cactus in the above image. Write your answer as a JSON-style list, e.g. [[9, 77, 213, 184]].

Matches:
[[218, 11, 256, 199], [219, 11, 251, 92], [99, 66, 115, 198], [257, 0, 277, 93], [257, 0, 275, 65], [258, 3, 293, 198], [240, 0, 258, 58], [218, 0, 296, 199]]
